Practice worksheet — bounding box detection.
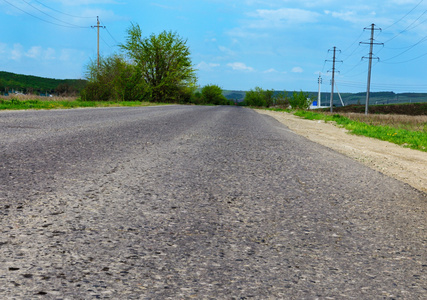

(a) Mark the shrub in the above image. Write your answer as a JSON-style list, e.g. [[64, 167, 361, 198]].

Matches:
[[244, 87, 276, 107], [201, 84, 229, 105], [274, 91, 290, 108], [289, 90, 311, 110]]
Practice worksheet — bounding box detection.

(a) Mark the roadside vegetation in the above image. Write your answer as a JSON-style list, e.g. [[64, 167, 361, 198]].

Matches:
[[0, 95, 164, 110], [321, 103, 427, 115], [267, 108, 427, 152], [242, 87, 310, 109], [81, 23, 233, 106]]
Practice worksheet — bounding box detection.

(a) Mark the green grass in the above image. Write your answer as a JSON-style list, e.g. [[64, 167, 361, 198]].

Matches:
[[0, 98, 166, 110], [266, 108, 427, 152]]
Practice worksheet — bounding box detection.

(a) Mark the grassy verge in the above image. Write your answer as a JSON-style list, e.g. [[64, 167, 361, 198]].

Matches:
[[267, 108, 427, 152], [0, 98, 166, 110]]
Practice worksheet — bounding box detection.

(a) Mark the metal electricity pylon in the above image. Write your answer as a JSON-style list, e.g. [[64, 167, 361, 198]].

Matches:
[[360, 24, 383, 115], [326, 47, 342, 112]]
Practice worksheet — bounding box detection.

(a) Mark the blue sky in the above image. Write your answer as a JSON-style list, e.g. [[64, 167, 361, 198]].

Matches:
[[2, 0, 427, 93]]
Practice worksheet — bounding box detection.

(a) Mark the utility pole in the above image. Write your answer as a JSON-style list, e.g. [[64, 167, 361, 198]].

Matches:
[[326, 47, 342, 112], [317, 73, 322, 107], [360, 24, 383, 115], [92, 16, 106, 68]]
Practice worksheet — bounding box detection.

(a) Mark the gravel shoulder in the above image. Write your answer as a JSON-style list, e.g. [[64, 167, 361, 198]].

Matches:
[[256, 109, 427, 193]]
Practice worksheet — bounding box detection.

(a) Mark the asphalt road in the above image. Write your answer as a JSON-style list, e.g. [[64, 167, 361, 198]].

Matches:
[[0, 105, 426, 299]]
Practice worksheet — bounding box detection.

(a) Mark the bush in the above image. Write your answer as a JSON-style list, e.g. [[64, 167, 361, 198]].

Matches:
[[201, 84, 229, 105], [244, 87, 276, 107], [81, 55, 151, 102], [274, 91, 290, 108], [289, 90, 311, 110]]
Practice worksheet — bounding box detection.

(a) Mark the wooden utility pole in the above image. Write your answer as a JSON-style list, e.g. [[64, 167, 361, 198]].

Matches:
[[92, 16, 105, 68], [360, 24, 382, 115]]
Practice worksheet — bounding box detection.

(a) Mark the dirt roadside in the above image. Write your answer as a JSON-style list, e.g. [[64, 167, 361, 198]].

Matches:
[[256, 109, 427, 194]]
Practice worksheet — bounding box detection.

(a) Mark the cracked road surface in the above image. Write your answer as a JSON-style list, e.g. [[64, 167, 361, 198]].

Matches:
[[0, 105, 426, 299]]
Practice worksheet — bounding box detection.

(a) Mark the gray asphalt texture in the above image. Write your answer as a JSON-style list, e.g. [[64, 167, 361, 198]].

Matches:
[[0, 105, 426, 299]]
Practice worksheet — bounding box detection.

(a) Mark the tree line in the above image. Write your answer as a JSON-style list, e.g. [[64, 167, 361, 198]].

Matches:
[[80, 23, 315, 109], [81, 24, 233, 105]]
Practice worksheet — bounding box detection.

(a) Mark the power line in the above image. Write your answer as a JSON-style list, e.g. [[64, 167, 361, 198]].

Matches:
[[382, 0, 424, 31], [381, 35, 427, 62], [99, 33, 113, 49], [320, 50, 330, 73], [100, 20, 120, 45], [21, 0, 88, 28], [336, 79, 427, 92], [381, 51, 427, 64], [340, 43, 364, 61], [32, 0, 94, 19], [341, 30, 365, 56], [382, 9, 427, 44], [340, 61, 367, 78], [2, 0, 90, 28]]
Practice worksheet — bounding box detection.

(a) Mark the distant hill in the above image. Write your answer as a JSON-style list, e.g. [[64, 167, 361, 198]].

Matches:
[[313, 91, 427, 106], [223, 90, 246, 101], [0, 71, 87, 96], [2, 72, 427, 105], [223, 89, 427, 106]]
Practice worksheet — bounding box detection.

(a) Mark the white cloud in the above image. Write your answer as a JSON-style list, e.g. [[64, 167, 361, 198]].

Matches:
[[325, 10, 357, 22], [227, 62, 254, 71], [391, 0, 421, 4], [11, 44, 23, 60], [0, 43, 8, 55], [227, 27, 269, 39], [44, 48, 56, 60], [324, 7, 389, 26], [247, 8, 320, 28], [26, 46, 42, 59], [58, 0, 118, 5], [5, 44, 59, 62], [60, 49, 72, 61], [292, 67, 304, 73], [150, 3, 181, 10], [219, 46, 236, 56], [197, 61, 220, 71], [24, 46, 55, 60], [263, 68, 278, 73]]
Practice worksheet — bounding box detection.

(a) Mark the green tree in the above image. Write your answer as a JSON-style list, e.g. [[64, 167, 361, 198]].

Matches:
[[274, 90, 290, 108], [244, 87, 265, 106], [81, 54, 150, 101], [264, 89, 274, 107], [289, 90, 311, 110], [244, 87, 275, 107], [120, 24, 196, 103], [201, 84, 229, 105]]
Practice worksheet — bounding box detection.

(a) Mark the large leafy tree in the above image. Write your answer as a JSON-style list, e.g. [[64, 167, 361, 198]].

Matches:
[[120, 24, 197, 102]]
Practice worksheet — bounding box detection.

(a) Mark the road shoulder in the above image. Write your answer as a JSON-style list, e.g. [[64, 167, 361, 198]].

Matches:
[[255, 109, 427, 193]]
